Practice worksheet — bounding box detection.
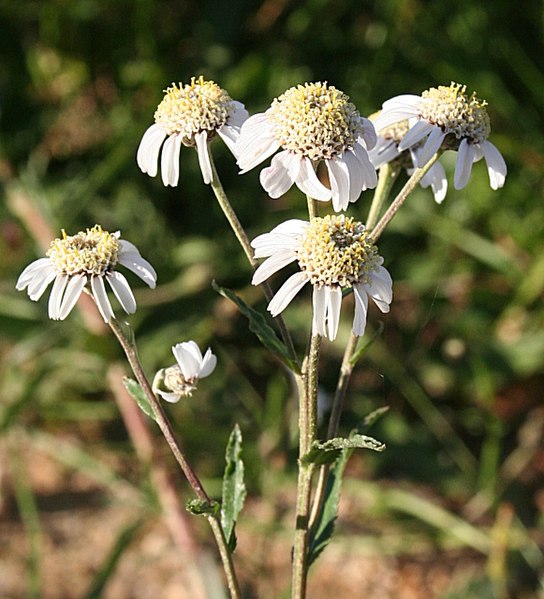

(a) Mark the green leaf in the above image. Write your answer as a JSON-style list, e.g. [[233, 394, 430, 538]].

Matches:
[[221, 424, 247, 551], [186, 498, 220, 517], [212, 281, 300, 373], [122, 377, 156, 421], [308, 449, 349, 565], [362, 406, 390, 429], [301, 433, 386, 466]]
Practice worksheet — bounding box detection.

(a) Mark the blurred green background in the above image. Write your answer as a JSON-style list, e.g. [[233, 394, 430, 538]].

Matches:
[[1, 1, 543, 598]]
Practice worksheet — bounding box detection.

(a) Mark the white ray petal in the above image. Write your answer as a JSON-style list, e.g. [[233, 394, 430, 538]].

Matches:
[[16, 258, 54, 290], [353, 143, 378, 191], [252, 250, 298, 285], [481, 140, 507, 190], [173, 341, 201, 380], [358, 116, 377, 150], [352, 283, 369, 337], [325, 286, 342, 341], [259, 151, 300, 198], [91, 275, 115, 322], [137, 124, 167, 177], [160, 133, 183, 187], [327, 157, 350, 212], [107, 271, 137, 314], [48, 274, 68, 320], [118, 250, 157, 288], [227, 101, 249, 128], [398, 119, 434, 151], [366, 266, 393, 312], [416, 125, 446, 166], [199, 348, 217, 378], [312, 286, 327, 337], [267, 271, 308, 317], [368, 138, 400, 168], [454, 139, 475, 190], [194, 130, 213, 184], [26, 266, 57, 300], [420, 161, 448, 203], [296, 158, 331, 201], [59, 274, 87, 320], [236, 113, 279, 172]]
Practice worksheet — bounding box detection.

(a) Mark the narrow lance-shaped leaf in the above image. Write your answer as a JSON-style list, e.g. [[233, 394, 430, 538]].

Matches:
[[301, 433, 386, 466], [221, 424, 247, 551], [122, 377, 156, 421]]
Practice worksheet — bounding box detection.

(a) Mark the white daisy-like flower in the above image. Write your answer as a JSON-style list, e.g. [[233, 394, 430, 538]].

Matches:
[[374, 82, 507, 191], [16, 225, 157, 322], [251, 215, 393, 341], [368, 116, 448, 203], [137, 76, 248, 186], [152, 341, 217, 403], [236, 82, 378, 212]]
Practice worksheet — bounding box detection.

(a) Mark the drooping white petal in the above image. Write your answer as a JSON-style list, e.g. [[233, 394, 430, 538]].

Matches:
[[259, 151, 300, 198], [252, 250, 298, 285], [352, 283, 369, 337], [295, 157, 331, 201], [160, 133, 183, 187], [481, 140, 507, 190], [374, 95, 422, 130], [343, 150, 365, 203], [312, 286, 328, 337], [58, 274, 87, 320], [358, 116, 377, 150], [118, 248, 157, 288], [137, 124, 167, 177], [453, 139, 475, 190], [173, 341, 202, 380], [199, 348, 217, 378], [368, 138, 400, 169], [366, 266, 393, 312], [48, 274, 69, 320], [156, 390, 182, 403], [91, 275, 115, 322], [325, 286, 342, 341], [26, 266, 57, 300], [420, 161, 448, 204], [236, 113, 279, 172], [416, 125, 446, 167], [217, 125, 239, 155], [327, 157, 351, 212], [398, 119, 434, 152], [194, 130, 213, 184], [16, 258, 54, 290], [353, 143, 378, 191], [107, 271, 137, 314], [267, 271, 308, 317]]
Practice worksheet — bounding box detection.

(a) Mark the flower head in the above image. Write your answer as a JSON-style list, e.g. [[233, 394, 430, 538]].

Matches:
[[374, 82, 506, 191], [236, 82, 378, 212], [368, 114, 448, 203], [153, 341, 217, 403], [16, 225, 156, 322], [251, 216, 392, 341], [137, 76, 248, 186]]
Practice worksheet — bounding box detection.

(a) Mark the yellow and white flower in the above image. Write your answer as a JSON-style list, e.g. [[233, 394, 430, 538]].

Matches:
[[374, 82, 507, 191], [137, 76, 248, 186], [236, 82, 377, 212], [16, 225, 156, 322], [251, 215, 392, 341]]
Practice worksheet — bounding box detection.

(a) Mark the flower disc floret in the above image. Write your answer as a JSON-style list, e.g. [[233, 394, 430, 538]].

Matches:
[[47, 225, 119, 276], [420, 82, 490, 145], [267, 82, 362, 161], [297, 215, 378, 288]]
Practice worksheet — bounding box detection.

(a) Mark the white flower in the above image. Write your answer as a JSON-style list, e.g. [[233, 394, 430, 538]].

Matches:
[[374, 82, 507, 191], [251, 215, 393, 341], [137, 76, 248, 186], [236, 82, 378, 212], [368, 116, 448, 203], [153, 341, 217, 403], [16, 225, 157, 322]]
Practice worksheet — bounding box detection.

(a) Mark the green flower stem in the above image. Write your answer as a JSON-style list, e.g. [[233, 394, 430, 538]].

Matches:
[[370, 152, 440, 242], [292, 333, 321, 599], [209, 156, 299, 370], [365, 162, 400, 230], [108, 317, 241, 599], [306, 194, 319, 220]]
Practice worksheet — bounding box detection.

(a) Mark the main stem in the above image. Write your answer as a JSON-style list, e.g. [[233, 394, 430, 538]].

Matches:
[[108, 318, 241, 599], [292, 334, 321, 599]]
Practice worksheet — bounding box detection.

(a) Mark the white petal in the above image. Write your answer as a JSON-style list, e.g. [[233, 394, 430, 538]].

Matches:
[[416, 125, 446, 166], [353, 143, 378, 191], [199, 348, 217, 378], [454, 139, 475, 190], [259, 151, 299, 198], [91, 275, 115, 322], [352, 284, 369, 337], [107, 271, 137, 314], [156, 390, 182, 403], [252, 250, 298, 285], [48, 274, 68, 320], [420, 161, 448, 204], [373, 95, 422, 130], [160, 133, 183, 187], [366, 266, 393, 312], [26, 266, 57, 300], [228, 101, 249, 129], [137, 124, 167, 177], [481, 140, 507, 190], [358, 117, 377, 150], [173, 341, 202, 380], [16, 258, 54, 290], [312, 286, 327, 337], [327, 157, 350, 212], [236, 113, 279, 172], [295, 158, 331, 201], [118, 248, 157, 288], [195, 131, 213, 184], [58, 274, 87, 320], [398, 119, 434, 152], [267, 271, 308, 317], [343, 150, 365, 203], [325, 286, 342, 341], [368, 138, 400, 169]]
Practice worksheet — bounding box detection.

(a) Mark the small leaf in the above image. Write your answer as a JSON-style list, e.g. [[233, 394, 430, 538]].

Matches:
[[212, 281, 300, 373], [362, 406, 390, 429], [308, 449, 349, 565], [301, 433, 386, 465], [186, 498, 220, 517], [349, 321, 384, 366], [122, 377, 156, 421], [221, 424, 247, 551]]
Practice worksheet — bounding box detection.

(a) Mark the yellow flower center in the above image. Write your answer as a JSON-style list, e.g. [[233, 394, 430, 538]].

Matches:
[[47, 225, 119, 276], [154, 76, 233, 143], [297, 215, 379, 288], [419, 82, 491, 144], [267, 82, 362, 161], [163, 365, 197, 397]]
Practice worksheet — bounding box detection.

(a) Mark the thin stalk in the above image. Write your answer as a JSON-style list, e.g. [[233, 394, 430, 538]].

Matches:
[[306, 194, 318, 220], [108, 318, 241, 599], [365, 163, 400, 230], [370, 152, 440, 241], [292, 334, 321, 599]]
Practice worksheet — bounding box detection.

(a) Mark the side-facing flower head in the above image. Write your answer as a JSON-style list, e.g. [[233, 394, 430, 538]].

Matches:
[[374, 82, 507, 191], [137, 76, 248, 187], [251, 215, 393, 341], [236, 82, 378, 212], [152, 341, 217, 403], [16, 225, 156, 322], [368, 114, 448, 203]]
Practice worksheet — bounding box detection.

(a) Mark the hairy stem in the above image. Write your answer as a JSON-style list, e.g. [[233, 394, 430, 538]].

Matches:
[[365, 162, 400, 230]]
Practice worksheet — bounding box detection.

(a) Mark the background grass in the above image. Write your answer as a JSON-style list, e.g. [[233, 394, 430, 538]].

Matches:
[[1, 1, 543, 597]]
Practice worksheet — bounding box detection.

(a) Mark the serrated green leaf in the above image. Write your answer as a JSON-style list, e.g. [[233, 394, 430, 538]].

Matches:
[[186, 498, 220, 517], [349, 321, 384, 366], [122, 377, 156, 421], [212, 281, 300, 373], [221, 424, 246, 551], [301, 433, 385, 465]]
